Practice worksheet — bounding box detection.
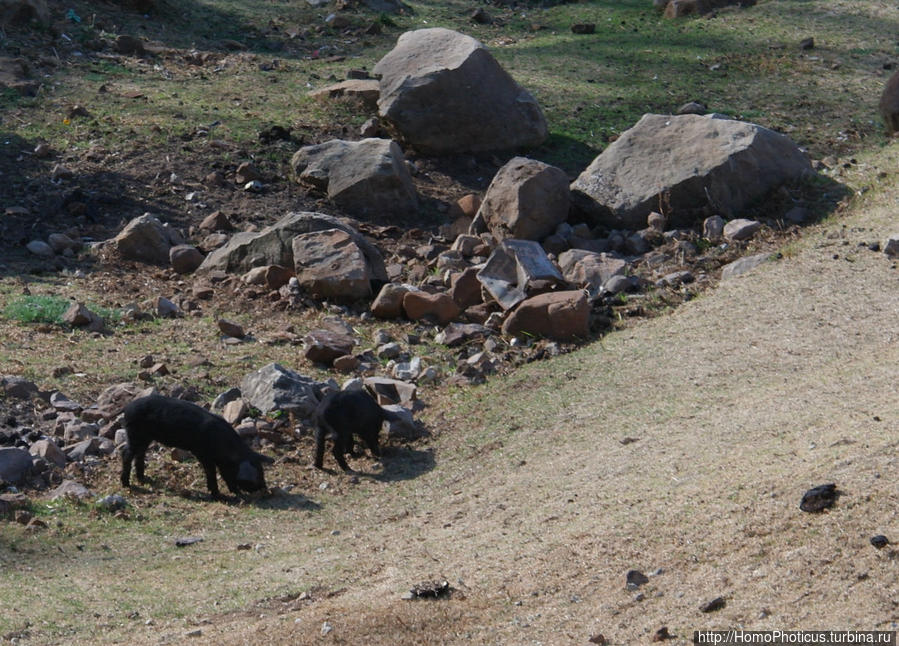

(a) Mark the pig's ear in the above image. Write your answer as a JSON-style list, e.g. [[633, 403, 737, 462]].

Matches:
[[253, 451, 275, 464]]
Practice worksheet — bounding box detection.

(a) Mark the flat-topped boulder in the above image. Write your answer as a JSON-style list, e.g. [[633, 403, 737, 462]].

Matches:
[[373, 28, 548, 154], [570, 114, 813, 230]]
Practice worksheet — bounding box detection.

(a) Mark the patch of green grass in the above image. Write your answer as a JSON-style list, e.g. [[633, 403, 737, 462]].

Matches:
[[2, 294, 70, 324]]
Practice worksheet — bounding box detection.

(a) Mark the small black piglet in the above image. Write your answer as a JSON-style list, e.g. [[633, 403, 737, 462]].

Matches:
[[121, 394, 273, 499], [314, 389, 398, 472]]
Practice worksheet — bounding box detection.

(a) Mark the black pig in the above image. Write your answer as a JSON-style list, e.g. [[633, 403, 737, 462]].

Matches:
[[314, 389, 397, 472], [121, 394, 273, 499]]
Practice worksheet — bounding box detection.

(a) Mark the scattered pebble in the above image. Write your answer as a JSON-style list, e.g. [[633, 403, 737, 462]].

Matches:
[[800, 483, 839, 512], [871, 535, 889, 549], [700, 597, 726, 613]]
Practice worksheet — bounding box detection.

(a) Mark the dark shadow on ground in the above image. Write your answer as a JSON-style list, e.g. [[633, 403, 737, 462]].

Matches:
[[362, 445, 436, 483]]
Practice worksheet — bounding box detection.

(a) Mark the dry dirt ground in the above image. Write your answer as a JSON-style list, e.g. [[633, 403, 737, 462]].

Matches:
[[193, 153, 899, 645], [3, 2, 899, 644], [5, 147, 891, 646]]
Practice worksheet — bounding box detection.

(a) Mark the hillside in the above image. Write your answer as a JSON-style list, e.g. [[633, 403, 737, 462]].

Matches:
[[1, 0, 898, 644]]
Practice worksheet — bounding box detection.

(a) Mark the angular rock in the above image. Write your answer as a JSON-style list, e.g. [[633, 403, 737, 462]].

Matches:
[[501, 290, 590, 341], [65, 437, 102, 461], [222, 399, 248, 425], [293, 229, 375, 302], [720, 252, 771, 280], [372, 283, 419, 319], [723, 218, 762, 241], [570, 114, 813, 229], [199, 211, 233, 232], [304, 329, 356, 365], [63, 420, 99, 443], [29, 439, 66, 468], [62, 302, 103, 330], [703, 215, 726, 241], [435, 322, 491, 347], [198, 212, 386, 283], [392, 357, 421, 381], [373, 28, 547, 154], [50, 479, 93, 501], [477, 240, 564, 310], [449, 266, 483, 309], [1, 375, 40, 399], [169, 245, 205, 274], [50, 391, 82, 413], [382, 404, 421, 439], [94, 383, 149, 420], [477, 157, 570, 241], [105, 213, 184, 265], [153, 296, 181, 318], [363, 377, 416, 406], [48, 233, 79, 254], [402, 291, 461, 325], [557, 250, 628, 299], [239, 362, 320, 415], [0, 447, 32, 484], [217, 318, 245, 339], [290, 138, 418, 219], [307, 79, 380, 109]]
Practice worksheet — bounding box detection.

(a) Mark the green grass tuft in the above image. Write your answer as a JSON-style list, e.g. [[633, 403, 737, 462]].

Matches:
[[2, 294, 70, 325]]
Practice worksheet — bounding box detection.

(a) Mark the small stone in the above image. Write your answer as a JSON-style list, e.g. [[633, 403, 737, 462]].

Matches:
[[217, 319, 246, 339], [321, 621, 333, 636], [26, 240, 54, 257], [870, 535, 889, 549], [723, 218, 762, 242], [588, 635, 607, 645], [652, 627, 672, 641], [699, 597, 726, 613], [626, 569, 649, 589], [96, 494, 127, 511], [377, 342, 402, 360], [703, 215, 726, 241]]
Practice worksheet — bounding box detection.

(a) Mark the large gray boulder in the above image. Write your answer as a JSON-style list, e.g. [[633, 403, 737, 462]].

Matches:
[[373, 28, 548, 154], [290, 138, 418, 219], [198, 212, 387, 281], [477, 157, 570, 241], [570, 114, 814, 230], [240, 363, 321, 416], [293, 229, 376, 302], [0, 447, 32, 484], [105, 213, 185, 264]]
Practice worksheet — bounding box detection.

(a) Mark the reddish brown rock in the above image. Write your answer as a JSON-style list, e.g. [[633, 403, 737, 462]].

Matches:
[[372, 283, 417, 319], [169, 245, 205, 274], [217, 319, 245, 339], [449, 267, 483, 309], [199, 210, 233, 231], [303, 329, 356, 365], [501, 290, 589, 340], [262, 265, 292, 290], [402, 291, 461, 325]]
